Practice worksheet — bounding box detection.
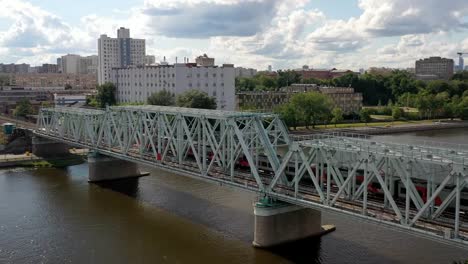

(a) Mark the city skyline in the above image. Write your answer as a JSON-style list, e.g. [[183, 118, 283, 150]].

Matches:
[[0, 0, 467, 70]]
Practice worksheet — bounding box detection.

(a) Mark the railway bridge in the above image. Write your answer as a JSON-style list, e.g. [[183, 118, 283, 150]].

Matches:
[[34, 106, 468, 248]]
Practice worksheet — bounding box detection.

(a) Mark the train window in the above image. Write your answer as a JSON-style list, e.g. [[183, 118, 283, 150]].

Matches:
[[400, 187, 406, 194]]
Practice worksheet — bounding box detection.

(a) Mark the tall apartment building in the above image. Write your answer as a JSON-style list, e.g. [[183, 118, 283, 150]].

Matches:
[[98, 27, 146, 84], [415, 57, 454, 80], [111, 63, 235, 110]]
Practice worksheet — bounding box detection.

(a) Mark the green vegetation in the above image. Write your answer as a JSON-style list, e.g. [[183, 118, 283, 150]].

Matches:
[[13, 99, 34, 118], [176, 89, 217, 109], [87, 82, 117, 108], [238, 69, 468, 121], [277, 92, 332, 129], [236, 70, 301, 92], [392, 106, 403, 120], [147, 89, 175, 106], [331, 107, 344, 127], [359, 108, 372, 125]]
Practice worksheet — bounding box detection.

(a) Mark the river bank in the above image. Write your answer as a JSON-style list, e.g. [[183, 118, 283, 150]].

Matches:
[[0, 150, 87, 168], [292, 120, 468, 136]]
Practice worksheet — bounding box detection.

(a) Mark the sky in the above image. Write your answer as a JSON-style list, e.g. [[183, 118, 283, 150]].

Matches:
[[0, 0, 467, 71]]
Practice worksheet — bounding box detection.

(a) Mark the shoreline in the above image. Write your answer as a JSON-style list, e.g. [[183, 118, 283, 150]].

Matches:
[[291, 121, 468, 136]]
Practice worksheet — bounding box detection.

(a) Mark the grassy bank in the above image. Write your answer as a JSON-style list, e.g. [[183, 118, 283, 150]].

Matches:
[[291, 119, 450, 131]]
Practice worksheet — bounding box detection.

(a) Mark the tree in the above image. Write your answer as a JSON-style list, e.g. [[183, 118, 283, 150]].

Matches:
[[391, 107, 403, 121], [277, 70, 301, 88], [331, 107, 344, 127], [64, 84, 72, 90], [288, 92, 332, 128], [360, 108, 371, 125], [14, 100, 34, 118], [95, 82, 117, 108], [176, 89, 217, 109], [277, 103, 300, 130], [147, 89, 175, 106]]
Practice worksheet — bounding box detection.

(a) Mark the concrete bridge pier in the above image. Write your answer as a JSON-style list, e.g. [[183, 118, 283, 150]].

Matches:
[[253, 197, 335, 248], [32, 136, 70, 157], [88, 151, 145, 182]]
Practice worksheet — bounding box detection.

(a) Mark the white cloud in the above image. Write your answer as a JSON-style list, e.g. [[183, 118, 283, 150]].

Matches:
[[0, 0, 467, 70]]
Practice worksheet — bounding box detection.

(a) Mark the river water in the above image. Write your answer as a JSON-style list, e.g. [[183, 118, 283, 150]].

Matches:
[[1, 128, 468, 264]]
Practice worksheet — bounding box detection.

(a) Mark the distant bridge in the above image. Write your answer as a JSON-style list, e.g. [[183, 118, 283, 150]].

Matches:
[[34, 106, 468, 248]]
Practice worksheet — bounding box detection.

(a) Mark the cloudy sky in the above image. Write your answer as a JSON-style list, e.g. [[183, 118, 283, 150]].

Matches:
[[0, 0, 467, 71]]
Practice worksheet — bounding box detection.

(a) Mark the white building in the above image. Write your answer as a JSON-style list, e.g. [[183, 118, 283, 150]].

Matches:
[[111, 63, 236, 110], [98, 27, 146, 85], [235, 67, 257, 78]]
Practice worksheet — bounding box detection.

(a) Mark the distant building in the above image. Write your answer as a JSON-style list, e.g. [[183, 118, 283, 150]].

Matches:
[[195, 54, 215, 67], [98, 27, 146, 84], [367, 67, 394, 76], [111, 63, 235, 110], [80, 55, 98, 75], [39, 64, 58, 73], [459, 56, 465, 72], [415, 57, 454, 80], [144, 55, 156, 65], [0, 87, 94, 114], [268, 65, 272, 72], [54, 93, 88, 107], [3, 73, 97, 89], [236, 84, 363, 114], [61, 54, 81, 74], [235, 67, 257, 78], [295, 68, 354, 80], [0, 63, 30, 74]]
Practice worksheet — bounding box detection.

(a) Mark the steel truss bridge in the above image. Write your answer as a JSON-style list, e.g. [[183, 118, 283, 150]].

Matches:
[[36, 106, 468, 247]]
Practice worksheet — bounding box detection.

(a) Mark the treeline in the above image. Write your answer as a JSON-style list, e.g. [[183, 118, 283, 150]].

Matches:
[[236, 70, 301, 92], [238, 69, 468, 120], [86, 83, 217, 110]]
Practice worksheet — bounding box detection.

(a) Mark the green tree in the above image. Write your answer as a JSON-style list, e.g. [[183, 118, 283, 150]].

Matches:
[[95, 82, 117, 108], [14, 100, 34, 118], [277, 70, 301, 88], [331, 107, 344, 127], [360, 108, 372, 125], [176, 89, 217, 109], [147, 89, 175, 106], [277, 103, 300, 130], [391, 107, 403, 121], [288, 92, 332, 128]]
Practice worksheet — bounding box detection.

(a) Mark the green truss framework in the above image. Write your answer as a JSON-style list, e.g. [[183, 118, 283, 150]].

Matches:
[[36, 106, 468, 248]]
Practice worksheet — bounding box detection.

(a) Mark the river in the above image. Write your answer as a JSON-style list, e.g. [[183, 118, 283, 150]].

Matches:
[[0, 128, 467, 263]]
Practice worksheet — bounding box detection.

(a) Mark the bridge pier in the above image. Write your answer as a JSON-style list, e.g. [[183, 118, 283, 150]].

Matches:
[[253, 197, 335, 248], [32, 136, 70, 157], [88, 151, 145, 182]]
